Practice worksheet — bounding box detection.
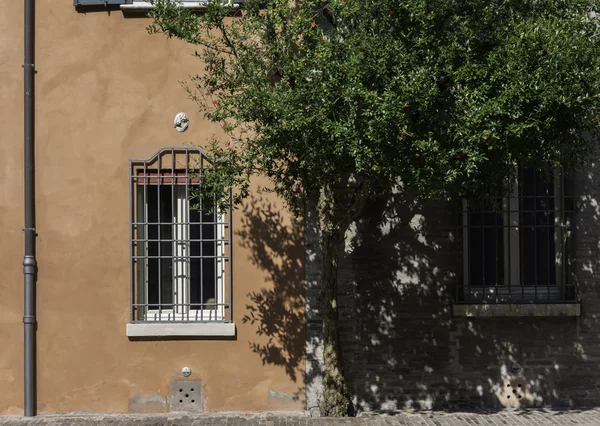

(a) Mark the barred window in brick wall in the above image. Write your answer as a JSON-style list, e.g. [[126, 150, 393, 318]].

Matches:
[[459, 167, 575, 303]]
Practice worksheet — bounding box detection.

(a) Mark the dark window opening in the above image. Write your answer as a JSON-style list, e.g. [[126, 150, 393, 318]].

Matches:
[[460, 167, 574, 303]]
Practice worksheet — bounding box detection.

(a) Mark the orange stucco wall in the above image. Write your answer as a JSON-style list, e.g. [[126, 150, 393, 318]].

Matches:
[[0, 1, 304, 414]]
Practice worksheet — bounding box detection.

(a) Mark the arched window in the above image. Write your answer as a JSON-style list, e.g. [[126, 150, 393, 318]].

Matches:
[[128, 147, 232, 329]]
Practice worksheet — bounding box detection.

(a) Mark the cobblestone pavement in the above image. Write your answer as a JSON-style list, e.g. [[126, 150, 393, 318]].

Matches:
[[2, 410, 600, 426]]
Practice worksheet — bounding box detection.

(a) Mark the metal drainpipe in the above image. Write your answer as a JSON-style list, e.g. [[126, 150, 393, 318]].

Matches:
[[23, 0, 37, 417]]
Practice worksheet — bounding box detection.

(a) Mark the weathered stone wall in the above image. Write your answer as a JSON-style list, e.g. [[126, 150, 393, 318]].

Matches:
[[306, 162, 600, 413]]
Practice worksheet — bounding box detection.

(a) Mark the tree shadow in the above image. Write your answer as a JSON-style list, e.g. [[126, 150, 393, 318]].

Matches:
[[323, 160, 600, 413], [236, 160, 600, 415], [238, 194, 306, 391]]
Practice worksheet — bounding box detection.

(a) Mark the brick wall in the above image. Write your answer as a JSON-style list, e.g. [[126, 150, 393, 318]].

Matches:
[[306, 162, 600, 413]]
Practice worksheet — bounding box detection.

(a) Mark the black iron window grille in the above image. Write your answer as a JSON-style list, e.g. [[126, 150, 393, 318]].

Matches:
[[129, 147, 232, 323], [457, 167, 576, 304]]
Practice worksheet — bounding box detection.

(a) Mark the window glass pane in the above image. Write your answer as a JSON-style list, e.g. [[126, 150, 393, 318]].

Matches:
[[146, 185, 174, 309], [519, 167, 556, 287], [146, 185, 159, 307], [189, 191, 217, 310], [160, 186, 174, 307], [468, 201, 504, 287]]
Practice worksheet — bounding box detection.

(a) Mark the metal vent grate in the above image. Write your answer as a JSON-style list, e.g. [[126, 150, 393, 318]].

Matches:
[[496, 378, 533, 408], [171, 381, 202, 412]]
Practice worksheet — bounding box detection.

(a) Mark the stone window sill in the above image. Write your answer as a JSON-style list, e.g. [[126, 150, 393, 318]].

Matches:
[[452, 303, 580, 317], [126, 322, 236, 337]]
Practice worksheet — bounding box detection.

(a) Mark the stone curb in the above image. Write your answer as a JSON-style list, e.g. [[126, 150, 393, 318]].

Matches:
[[2, 409, 600, 425]]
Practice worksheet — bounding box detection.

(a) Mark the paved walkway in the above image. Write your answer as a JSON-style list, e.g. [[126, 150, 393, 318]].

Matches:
[[2, 410, 600, 426]]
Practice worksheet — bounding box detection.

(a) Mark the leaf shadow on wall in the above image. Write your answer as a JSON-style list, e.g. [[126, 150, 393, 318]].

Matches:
[[234, 160, 600, 415], [335, 171, 600, 414], [237, 194, 306, 401]]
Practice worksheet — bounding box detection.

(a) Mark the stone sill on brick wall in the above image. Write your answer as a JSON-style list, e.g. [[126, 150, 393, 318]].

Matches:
[[453, 303, 581, 317]]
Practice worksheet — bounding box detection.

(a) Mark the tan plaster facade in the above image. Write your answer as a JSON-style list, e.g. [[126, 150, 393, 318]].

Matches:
[[0, 1, 305, 414]]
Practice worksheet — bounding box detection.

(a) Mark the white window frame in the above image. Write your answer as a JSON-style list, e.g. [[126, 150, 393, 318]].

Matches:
[[137, 184, 226, 322], [462, 168, 568, 302], [121, 1, 242, 10]]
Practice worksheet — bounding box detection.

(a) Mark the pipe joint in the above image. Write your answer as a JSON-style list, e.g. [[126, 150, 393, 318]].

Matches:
[[23, 255, 37, 274], [22, 228, 38, 237], [22, 316, 36, 325]]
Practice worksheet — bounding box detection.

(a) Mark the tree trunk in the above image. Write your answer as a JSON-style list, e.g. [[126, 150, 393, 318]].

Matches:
[[317, 185, 353, 417]]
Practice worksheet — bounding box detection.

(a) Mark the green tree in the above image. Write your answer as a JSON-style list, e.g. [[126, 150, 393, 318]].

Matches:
[[149, 0, 600, 416]]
